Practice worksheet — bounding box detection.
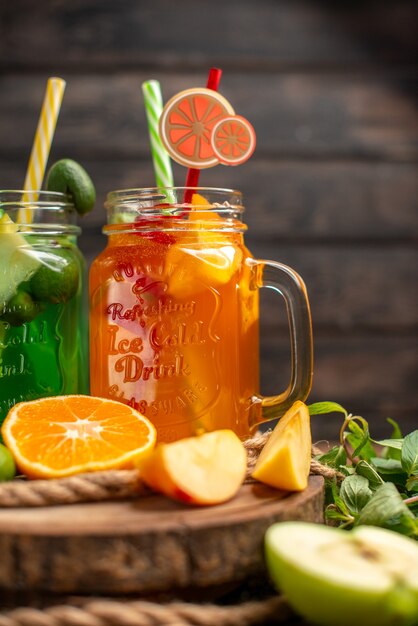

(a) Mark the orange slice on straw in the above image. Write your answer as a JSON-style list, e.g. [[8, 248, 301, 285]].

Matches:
[[1, 395, 156, 479], [159, 88, 235, 169], [211, 115, 256, 166]]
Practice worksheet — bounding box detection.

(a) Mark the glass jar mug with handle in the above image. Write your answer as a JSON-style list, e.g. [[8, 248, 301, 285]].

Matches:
[[89, 188, 313, 442]]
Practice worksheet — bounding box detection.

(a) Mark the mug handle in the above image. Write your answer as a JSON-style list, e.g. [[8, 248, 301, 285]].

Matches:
[[248, 259, 313, 430]]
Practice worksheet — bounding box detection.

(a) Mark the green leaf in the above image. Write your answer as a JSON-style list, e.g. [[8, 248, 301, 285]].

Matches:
[[308, 402, 347, 417], [317, 445, 347, 469], [387, 417, 402, 439], [380, 417, 403, 460], [406, 475, 418, 492], [323, 480, 337, 506], [317, 445, 338, 465], [325, 507, 353, 523], [338, 465, 356, 476], [384, 513, 418, 538], [330, 480, 352, 518], [391, 515, 418, 538], [374, 437, 403, 461], [409, 504, 418, 519], [334, 493, 351, 518], [374, 438, 403, 450], [371, 457, 404, 474], [346, 420, 375, 461], [357, 482, 414, 528], [409, 504, 418, 518], [355, 460, 384, 491], [401, 430, 418, 476], [340, 474, 372, 514]]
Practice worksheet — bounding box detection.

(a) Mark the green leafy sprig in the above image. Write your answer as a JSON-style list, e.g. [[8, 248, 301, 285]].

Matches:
[[309, 402, 418, 538]]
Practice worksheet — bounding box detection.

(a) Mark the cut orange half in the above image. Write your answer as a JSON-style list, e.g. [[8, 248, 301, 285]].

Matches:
[[159, 88, 235, 169], [211, 115, 256, 166], [1, 395, 156, 479]]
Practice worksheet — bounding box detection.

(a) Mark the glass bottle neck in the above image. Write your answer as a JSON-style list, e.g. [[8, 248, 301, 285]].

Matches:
[[0, 191, 80, 236], [104, 187, 246, 235]]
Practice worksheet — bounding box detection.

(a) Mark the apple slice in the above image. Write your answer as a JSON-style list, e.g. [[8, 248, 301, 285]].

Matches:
[[265, 522, 418, 626], [252, 401, 311, 491], [138, 430, 247, 505], [0, 214, 40, 305]]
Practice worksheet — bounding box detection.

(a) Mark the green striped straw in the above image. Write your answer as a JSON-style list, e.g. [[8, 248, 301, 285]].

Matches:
[[142, 80, 174, 189]]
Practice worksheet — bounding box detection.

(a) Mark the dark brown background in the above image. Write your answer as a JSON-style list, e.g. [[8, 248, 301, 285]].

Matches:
[[0, 0, 417, 439]]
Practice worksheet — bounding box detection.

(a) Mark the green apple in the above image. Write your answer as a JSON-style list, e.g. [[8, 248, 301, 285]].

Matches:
[[0, 443, 15, 481], [265, 522, 418, 626]]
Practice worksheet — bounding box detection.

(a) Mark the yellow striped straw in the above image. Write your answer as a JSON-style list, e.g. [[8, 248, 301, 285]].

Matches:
[[19, 77, 66, 223]]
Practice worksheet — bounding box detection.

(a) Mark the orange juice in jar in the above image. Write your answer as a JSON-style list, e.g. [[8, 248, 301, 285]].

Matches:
[[89, 188, 313, 442]]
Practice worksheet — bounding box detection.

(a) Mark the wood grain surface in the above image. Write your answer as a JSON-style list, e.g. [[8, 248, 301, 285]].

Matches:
[[1, 73, 417, 160], [0, 477, 324, 595], [0, 0, 417, 437], [1, 0, 416, 68]]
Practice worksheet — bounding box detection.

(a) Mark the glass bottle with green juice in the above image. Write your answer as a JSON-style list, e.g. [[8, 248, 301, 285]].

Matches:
[[0, 162, 95, 427]]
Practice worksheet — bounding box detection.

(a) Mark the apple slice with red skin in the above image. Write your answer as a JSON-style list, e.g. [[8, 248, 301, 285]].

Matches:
[[137, 429, 247, 506]]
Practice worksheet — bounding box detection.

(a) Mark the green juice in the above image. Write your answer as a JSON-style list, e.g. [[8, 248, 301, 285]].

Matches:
[[0, 192, 88, 430], [0, 287, 87, 426]]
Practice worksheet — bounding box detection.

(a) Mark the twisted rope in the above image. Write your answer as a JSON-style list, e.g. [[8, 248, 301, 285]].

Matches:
[[0, 432, 340, 508], [0, 470, 150, 507], [0, 595, 292, 626]]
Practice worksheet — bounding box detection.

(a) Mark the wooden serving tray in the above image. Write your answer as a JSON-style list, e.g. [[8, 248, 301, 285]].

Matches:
[[0, 476, 324, 596]]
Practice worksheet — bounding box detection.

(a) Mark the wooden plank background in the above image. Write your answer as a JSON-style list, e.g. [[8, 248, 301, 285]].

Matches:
[[0, 0, 417, 439]]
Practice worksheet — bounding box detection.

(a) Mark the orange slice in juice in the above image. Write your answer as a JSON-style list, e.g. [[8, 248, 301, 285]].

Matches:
[[1, 395, 156, 478], [159, 88, 235, 169], [211, 115, 256, 166], [188, 192, 222, 236], [166, 244, 242, 297], [166, 193, 242, 295]]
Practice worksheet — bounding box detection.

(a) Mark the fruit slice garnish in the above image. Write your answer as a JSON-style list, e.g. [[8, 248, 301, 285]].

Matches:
[[188, 192, 221, 226], [211, 115, 256, 166], [29, 247, 80, 304], [166, 192, 242, 295], [0, 214, 41, 306], [265, 522, 418, 626], [252, 400, 311, 491], [137, 429, 247, 505], [187, 192, 225, 241], [159, 88, 235, 169], [169, 244, 241, 286], [1, 395, 156, 479], [46, 159, 96, 215], [1, 289, 42, 326]]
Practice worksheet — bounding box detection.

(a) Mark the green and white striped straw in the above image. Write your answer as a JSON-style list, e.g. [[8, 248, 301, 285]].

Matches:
[[142, 80, 174, 189]]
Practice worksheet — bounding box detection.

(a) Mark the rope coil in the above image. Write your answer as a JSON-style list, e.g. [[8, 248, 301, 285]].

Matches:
[[0, 432, 340, 508], [0, 595, 293, 626]]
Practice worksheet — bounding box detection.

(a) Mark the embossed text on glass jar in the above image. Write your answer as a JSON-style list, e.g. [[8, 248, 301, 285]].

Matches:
[[89, 188, 313, 442]]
